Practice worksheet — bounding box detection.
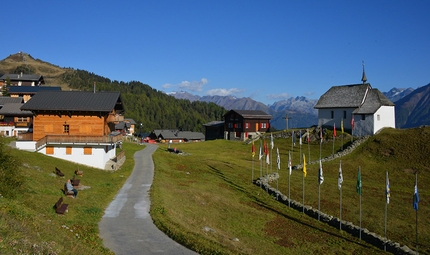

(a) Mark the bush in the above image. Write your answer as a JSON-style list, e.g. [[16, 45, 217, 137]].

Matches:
[[0, 138, 24, 198]]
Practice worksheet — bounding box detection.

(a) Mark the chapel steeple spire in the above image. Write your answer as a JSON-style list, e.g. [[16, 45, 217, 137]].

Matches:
[[361, 60, 367, 84]]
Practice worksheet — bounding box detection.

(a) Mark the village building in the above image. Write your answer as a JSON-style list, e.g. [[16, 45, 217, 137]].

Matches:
[[17, 90, 124, 169], [150, 129, 205, 143], [314, 68, 395, 136], [203, 120, 225, 140], [223, 110, 272, 141], [0, 97, 32, 137], [0, 73, 45, 88]]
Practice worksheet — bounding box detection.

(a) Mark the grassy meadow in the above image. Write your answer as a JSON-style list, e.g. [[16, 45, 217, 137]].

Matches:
[[0, 126, 429, 254], [150, 127, 430, 254], [0, 140, 144, 254]]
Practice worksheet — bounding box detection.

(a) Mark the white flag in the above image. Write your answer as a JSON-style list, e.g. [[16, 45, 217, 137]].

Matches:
[[338, 161, 343, 189], [288, 151, 292, 175], [318, 160, 324, 185], [270, 133, 274, 150], [259, 140, 263, 160], [276, 147, 280, 170]]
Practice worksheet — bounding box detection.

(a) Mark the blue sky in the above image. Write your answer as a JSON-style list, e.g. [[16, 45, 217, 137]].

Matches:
[[2, 1, 429, 105]]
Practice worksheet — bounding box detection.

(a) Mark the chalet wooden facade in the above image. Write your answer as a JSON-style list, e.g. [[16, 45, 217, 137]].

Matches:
[[223, 110, 272, 141], [17, 91, 124, 169]]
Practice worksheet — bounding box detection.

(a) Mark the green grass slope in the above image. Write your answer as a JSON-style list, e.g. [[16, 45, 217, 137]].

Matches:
[[0, 140, 143, 254], [150, 127, 430, 254]]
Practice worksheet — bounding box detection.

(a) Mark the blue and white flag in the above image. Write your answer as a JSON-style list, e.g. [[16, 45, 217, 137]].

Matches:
[[276, 147, 280, 170], [413, 181, 420, 211], [386, 171, 390, 204]]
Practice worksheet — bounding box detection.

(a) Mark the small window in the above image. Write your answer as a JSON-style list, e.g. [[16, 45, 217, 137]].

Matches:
[[331, 111, 334, 119], [237, 123, 242, 128], [343, 111, 347, 119], [377, 115, 380, 121], [46, 146, 54, 155], [245, 123, 249, 129], [228, 123, 233, 128], [262, 123, 267, 128], [63, 124, 70, 134], [362, 115, 365, 121], [84, 147, 92, 155]]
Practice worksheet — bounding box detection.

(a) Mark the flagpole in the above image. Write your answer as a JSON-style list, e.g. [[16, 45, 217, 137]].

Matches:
[[302, 154, 306, 214], [340, 183, 342, 230], [252, 155, 254, 182], [302, 168, 305, 213], [416, 172, 418, 255], [384, 171, 388, 251], [318, 180, 321, 221], [288, 150, 291, 207], [299, 131, 302, 164], [359, 166, 362, 240], [307, 129, 310, 164]]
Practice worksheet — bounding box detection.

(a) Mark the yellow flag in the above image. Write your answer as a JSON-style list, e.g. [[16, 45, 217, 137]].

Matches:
[[303, 154, 307, 177], [341, 119, 344, 134]]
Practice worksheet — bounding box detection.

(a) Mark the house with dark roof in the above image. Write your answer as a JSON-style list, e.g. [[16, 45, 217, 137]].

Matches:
[[0, 73, 45, 87], [314, 70, 395, 136], [8, 85, 62, 103], [150, 129, 205, 143], [223, 110, 272, 141], [0, 101, 33, 137], [17, 91, 124, 169]]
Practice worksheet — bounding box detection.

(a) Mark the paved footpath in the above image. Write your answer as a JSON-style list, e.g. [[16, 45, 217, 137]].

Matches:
[[99, 144, 199, 255]]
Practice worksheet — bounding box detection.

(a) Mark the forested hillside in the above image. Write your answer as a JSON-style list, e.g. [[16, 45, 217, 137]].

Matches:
[[61, 70, 226, 132]]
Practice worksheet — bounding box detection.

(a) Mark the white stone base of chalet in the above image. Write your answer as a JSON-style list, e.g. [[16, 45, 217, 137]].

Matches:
[[14, 141, 116, 170]]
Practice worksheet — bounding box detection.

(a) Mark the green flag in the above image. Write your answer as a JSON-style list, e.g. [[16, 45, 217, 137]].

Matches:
[[356, 168, 362, 195]]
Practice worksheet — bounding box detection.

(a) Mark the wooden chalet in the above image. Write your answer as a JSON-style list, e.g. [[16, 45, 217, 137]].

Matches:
[[150, 129, 205, 143], [223, 110, 272, 141], [17, 91, 124, 169], [0, 97, 32, 137]]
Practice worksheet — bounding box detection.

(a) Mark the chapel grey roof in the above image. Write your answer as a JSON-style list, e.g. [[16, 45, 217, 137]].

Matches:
[[225, 110, 272, 119], [0, 103, 32, 115], [353, 89, 395, 114], [314, 84, 370, 109], [20, 91, 123, 112], [8, 86, 61, 94], [0, 97, 23, 105]]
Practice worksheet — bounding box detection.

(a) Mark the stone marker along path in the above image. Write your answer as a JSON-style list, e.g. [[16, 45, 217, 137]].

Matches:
[[99, 144, 198, 255]]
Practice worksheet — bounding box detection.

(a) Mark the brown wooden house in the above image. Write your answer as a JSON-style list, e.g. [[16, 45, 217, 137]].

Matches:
[[18, 90, 124, 169], [223, 110, 272, 141]]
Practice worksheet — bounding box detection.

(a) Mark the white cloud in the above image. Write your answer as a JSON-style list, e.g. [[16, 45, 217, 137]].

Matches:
[[206, 88, 243, 96], [177, 78, 208, 92], [266, 93, 291, 100], [162, 83, 172, 89]]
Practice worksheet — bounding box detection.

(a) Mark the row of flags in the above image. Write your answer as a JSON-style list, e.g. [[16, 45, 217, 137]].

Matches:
[[251, 138, 420, 210]]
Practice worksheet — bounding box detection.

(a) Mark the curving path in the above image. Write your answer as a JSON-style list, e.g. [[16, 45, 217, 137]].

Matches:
[[98, 144, 198, 255]]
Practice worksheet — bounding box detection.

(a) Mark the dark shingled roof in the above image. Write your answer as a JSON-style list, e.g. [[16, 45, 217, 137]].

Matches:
[[21, 91, 123, 112], [8, 86, 61, 94], [0, 74, 44, 82], [0, 97, 23, 105], [314, 84, 370, 109], [353, 89, 395, 114], [314, 83, 394, 114], [225, 110, 272, 119], [0, 103, 32, 115]]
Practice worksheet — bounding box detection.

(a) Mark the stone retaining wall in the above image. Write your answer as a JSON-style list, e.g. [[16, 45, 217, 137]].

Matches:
[[255, 173, 416, 255]]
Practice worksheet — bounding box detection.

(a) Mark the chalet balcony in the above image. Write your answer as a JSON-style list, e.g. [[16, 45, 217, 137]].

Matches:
[[33, 134, 123, 150]]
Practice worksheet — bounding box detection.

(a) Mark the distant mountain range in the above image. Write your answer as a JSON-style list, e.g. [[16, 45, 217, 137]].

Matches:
[[170, 85, 430, 130]]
